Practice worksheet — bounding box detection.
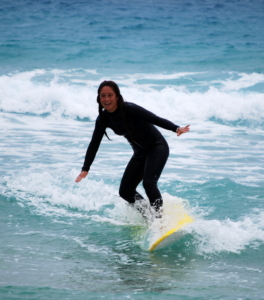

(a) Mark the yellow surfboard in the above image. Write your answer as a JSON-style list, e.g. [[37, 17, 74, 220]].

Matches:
[[148, 203, 194, 251], [149, 212, 194, 251]]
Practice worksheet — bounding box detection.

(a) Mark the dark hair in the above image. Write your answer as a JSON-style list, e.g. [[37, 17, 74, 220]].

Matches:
[[97, 80, 128, 140]]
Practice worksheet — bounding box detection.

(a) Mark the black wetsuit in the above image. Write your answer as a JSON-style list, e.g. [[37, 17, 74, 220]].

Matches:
[[82, 102, 179, 211]]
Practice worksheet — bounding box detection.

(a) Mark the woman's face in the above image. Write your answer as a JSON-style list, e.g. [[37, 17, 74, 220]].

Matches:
[[100, 86, 118, 113]]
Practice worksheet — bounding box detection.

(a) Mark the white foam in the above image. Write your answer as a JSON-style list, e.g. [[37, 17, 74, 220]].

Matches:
[[1, 170, 145, 226], [0, 70, 98, 119], [137, 194, 264, 254], [190, 210, 264, 255], [2, 171, 264, 254], [0, 69, 263, 125], [3, 171, 116, 211], [220, 72, 264, 91]]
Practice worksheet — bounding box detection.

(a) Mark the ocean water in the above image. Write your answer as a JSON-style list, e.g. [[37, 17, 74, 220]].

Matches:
[[1, 0, 264, 299]]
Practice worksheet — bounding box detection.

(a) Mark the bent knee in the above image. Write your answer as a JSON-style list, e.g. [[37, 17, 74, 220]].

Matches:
[[119, 186, 127, 200], [119, 187, 134, 204]]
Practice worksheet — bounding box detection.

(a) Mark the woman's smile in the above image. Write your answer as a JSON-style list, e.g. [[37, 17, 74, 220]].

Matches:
[[100, 86, 118, 112]]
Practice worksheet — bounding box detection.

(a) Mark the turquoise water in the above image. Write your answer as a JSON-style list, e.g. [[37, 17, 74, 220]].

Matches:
[[1, 0, 264, 299]]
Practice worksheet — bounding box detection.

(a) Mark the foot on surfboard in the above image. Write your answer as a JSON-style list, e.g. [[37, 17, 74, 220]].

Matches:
[[151, 198, 163, 219], [134, 199, 151, 220], [133, 198, 164, 221]]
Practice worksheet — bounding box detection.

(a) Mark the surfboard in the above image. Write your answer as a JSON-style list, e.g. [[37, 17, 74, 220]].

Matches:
[[146, 200, 194, 251], [149, 211, 194, 251]]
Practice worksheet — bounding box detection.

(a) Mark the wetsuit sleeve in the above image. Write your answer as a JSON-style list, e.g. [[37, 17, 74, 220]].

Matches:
[[81, 118, 105, 172], [128, 103, 180, 132]]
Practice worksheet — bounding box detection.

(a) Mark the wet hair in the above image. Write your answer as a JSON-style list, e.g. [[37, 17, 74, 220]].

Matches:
[[97, 80, 129, 140]]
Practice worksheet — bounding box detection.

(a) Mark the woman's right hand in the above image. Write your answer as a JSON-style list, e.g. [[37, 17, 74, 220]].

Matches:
[[75, 171, 88, 182]]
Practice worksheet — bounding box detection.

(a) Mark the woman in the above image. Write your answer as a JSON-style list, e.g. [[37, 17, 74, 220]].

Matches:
[[75, 81, 190, 218]]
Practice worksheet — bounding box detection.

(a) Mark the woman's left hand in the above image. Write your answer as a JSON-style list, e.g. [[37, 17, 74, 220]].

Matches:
[[176, 125, 190, 136]]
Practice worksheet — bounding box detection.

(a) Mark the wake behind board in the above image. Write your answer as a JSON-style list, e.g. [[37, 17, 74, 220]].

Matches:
[[146, 197, 194, 251]]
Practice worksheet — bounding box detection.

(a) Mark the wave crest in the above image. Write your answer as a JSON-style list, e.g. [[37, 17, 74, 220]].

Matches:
[[1, 69, 263, 126]]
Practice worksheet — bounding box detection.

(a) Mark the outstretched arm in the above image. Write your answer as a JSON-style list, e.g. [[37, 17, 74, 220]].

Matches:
[[75, 117, 105, 183], [176, 125, 190, 136], [127, 103, 180, 132]]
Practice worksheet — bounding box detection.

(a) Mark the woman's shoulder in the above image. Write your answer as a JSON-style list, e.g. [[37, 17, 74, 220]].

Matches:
[[125, 102, 139, 116], [125, 102, 142, 112], [126, 102, 138, 107], [126, 102, 150, 114]]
